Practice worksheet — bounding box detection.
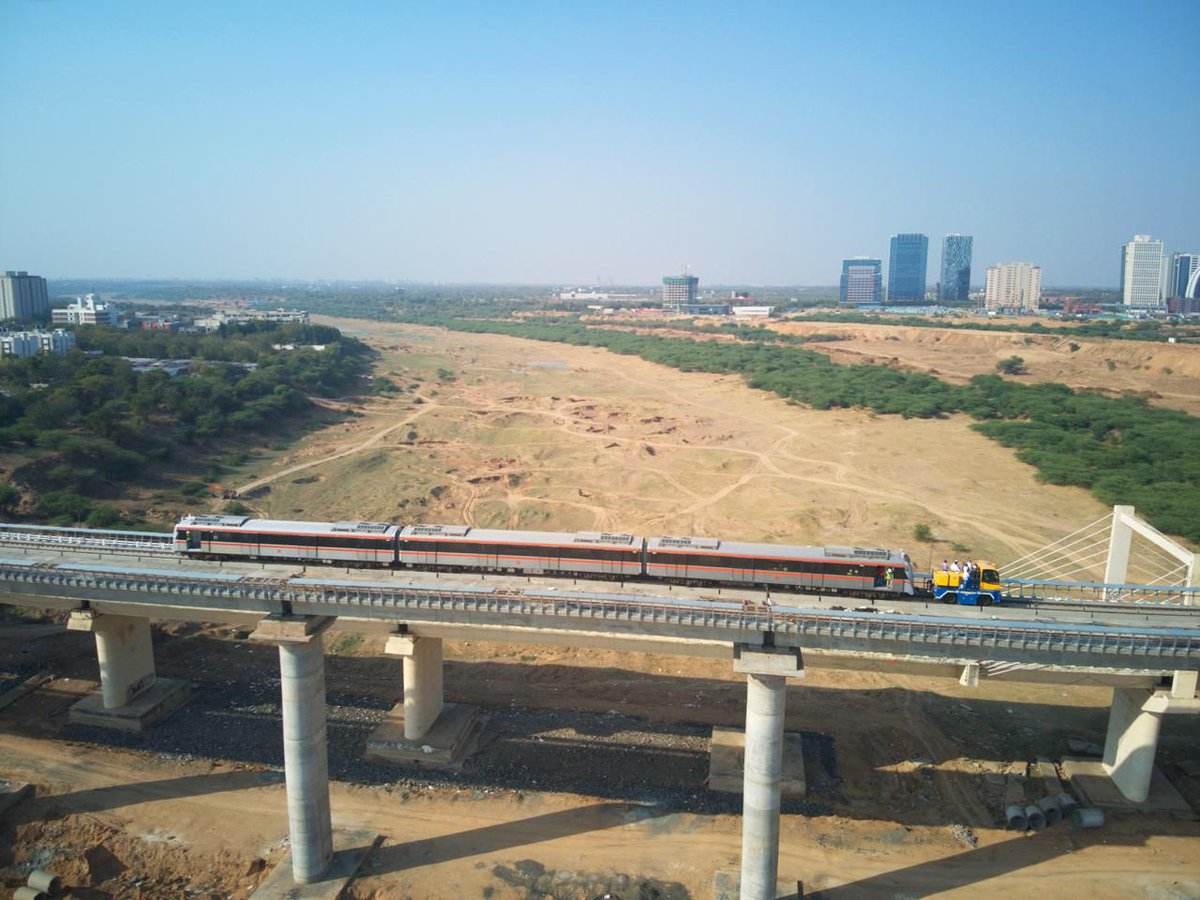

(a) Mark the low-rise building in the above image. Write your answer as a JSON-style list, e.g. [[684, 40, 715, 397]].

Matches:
[[731, 306, 775, 317], [195, 308, 310, 331], [0, 328, 76, 358], [52, 294, 118, 327], [677, 303, 731, 316]]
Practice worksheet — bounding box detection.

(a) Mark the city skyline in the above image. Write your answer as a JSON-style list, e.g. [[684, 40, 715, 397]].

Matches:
[[1, 2, 1197, 285]]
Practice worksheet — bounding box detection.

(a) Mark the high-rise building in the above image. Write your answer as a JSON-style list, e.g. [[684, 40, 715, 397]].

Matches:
[[839, 257, 882, 305], [662, 273, 699, 310], [0, 270, 50, 323], [887, 234, 928, 302], [939, 234, 973, 303], [1120, 235, 1166, 309], [1169, 252, 1200, 300], [984, 262, 1042, 313]]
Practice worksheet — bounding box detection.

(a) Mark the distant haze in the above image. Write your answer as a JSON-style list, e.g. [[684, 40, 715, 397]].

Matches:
[[1, 2, 1196, 286]]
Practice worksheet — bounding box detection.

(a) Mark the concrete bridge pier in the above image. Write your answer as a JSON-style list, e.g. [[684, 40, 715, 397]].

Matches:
[[734, 644, 804, 900], [66, 610, 190, 730], [278, 633, 334, 883], [366, 632, 481, 766], [252, 616, 333, 883], [1101, 671, 1200, 803], [395, 633, 444, 739], [248, 615, 377, 894]]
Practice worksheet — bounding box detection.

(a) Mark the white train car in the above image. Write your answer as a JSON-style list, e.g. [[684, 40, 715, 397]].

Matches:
[[174, 516, 399, 565], [644, 536, 914, 594], [397, 524, 643, 578]]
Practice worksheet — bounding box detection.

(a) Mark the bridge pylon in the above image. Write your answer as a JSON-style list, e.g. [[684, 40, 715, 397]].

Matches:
[[1104, 505, 1199, 602]]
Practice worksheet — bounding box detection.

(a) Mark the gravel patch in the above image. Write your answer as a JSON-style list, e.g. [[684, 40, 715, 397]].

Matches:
[[61, 680, 836, 816]]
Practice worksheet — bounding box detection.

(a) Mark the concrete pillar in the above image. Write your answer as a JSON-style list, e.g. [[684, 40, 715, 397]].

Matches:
[[733, 645, 804, 900], [279, 635, 334, 884], [92, 614, 156, 709], [959, 662, 980, 688], [386, 634, 444, 740], [1102, 686, 1161, 803], [742, 672, 786, 900]]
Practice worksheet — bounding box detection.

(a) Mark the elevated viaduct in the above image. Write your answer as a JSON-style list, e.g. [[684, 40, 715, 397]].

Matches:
[[1, 531, 1198, 898]]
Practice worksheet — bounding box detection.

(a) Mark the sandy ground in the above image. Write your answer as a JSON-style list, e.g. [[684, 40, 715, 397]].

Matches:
[[2, 317, 1198, 898], [227, 318, 1162, 578]]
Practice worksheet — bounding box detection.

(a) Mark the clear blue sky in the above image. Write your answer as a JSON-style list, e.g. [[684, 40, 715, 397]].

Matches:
[[1, 1, 1196, 286]]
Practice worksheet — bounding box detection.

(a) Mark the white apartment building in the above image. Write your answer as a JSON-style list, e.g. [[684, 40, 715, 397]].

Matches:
[[0, 328, 76, 359], [1120, 235, 1166, 309], [984, 262, 1042, 313], [52, 293, 118, 327]]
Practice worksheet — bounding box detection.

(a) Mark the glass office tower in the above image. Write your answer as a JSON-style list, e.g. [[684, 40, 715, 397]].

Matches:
[[887, 234, 929, 302], [939, 234, 973, 303], [1170, 253, 1199, 299]]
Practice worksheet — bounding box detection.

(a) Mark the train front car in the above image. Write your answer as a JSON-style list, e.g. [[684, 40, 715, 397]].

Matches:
[[645, 536, 914, 596], [397, 524, 643, 579], [174, 515, 399, 566]]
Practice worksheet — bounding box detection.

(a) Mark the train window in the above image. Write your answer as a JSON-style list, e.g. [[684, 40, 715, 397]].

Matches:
[[750, 557, 813, 574]]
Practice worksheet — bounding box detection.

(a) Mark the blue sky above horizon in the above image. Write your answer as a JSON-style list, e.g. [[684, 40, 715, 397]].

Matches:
[[1, 1, 1196, 287]]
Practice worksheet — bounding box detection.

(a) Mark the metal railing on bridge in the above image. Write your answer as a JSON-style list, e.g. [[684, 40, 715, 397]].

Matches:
[[1003, 578, 1199, 607], [0, 523, 174, 554]]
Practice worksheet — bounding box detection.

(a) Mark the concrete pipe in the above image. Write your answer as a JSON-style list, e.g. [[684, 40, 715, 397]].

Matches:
[[1023, 804, 1046, 830], [1037, 795, 1063, 825], [1055, 792, 1078, 817], [13, 887, 47, 900], [26, 871, 62, 894], [1005, 804, 1027, 830], [1072, 807, 1105, 829]]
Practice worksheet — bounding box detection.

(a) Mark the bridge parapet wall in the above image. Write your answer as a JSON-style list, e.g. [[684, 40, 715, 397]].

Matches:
[[2, 562, 1198, 673]]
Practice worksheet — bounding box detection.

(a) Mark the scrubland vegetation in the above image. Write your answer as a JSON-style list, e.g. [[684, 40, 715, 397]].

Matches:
[[0, 322, 370, 525]]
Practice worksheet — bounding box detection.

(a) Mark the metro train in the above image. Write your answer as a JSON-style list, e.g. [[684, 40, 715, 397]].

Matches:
[[172, 515, 916, 598]]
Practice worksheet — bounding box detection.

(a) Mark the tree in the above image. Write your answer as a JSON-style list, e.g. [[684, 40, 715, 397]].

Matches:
[[996, 356, 1027, 376], [0, 483, 20, 515]]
